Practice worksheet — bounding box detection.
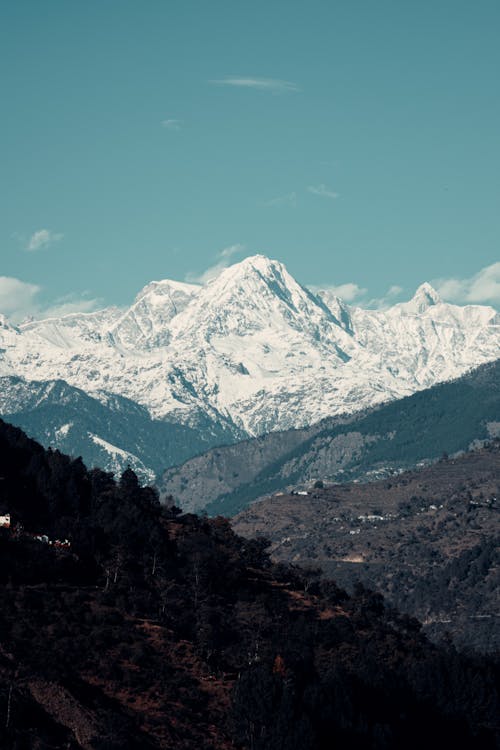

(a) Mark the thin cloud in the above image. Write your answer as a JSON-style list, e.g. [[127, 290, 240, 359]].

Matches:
[[218, 245, 242, 260], [312, 282, 367, 303], [0, 276, 100, 323], [209, 77, 300, 93], [26, 229, 63, 252], [307, 184, 339, 200], [161, 119, 182, 131], [366, 284, 405, 310], [41, 294, 102, 319], [0, 276, 40, 319], [185, 244, 245, 284], [312, 281, 405, 309], [387, 285, 403, 297], [434, 262, 500, 306], [263, 192, 297, 208]]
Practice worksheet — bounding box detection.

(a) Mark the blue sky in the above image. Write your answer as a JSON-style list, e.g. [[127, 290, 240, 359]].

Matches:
[[1, 0, 499, 319]]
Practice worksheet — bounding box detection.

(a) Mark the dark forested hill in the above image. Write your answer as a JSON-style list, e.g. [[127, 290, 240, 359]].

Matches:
[[233, 442, 500, 653], [0, 418, 499, 748], [160, 359, 500, 516], [0, 375, 242, 484]]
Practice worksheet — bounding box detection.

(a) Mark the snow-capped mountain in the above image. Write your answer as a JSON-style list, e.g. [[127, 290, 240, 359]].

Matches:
[[108, 279, 199, 351], [0, 255, 498, 477]]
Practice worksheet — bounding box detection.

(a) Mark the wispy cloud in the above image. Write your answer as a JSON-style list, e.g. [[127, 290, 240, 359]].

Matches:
[[331, 283, 367, 302], [387, 285, 404, 297], [0, 277, 40, 319], [0, 276, 100, 323], [161, 119, 182, 131], [311, 281, 406, 308], [366, 284, 405, 309], [218, 245, 242, 260], [26, 228, 63, 252], [312, 282, 367, 303], [41, 293, 102, 319], [209, 77, 300, 94], [307, 184, 339, 200], [185, 244, 245, 284], [434, 262, 500, 306], [263, 192, 297, 208]]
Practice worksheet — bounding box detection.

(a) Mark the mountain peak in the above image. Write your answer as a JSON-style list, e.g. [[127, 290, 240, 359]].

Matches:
[[218, 254, 286, 280], [398, 282, 442, 314], [134, 278, 200, 303], [414, 282, 441, 303], [202, 254, 297, 301], [107, 279, 200, 351]]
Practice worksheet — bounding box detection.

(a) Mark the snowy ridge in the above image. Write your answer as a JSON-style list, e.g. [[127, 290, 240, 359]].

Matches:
[[89, 433, 156, 483], [0, 255, 498, 438]]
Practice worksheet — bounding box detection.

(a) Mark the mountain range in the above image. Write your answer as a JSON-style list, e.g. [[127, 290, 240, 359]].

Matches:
[[1, 255, 498, 479], [160, 359, 500, 515]]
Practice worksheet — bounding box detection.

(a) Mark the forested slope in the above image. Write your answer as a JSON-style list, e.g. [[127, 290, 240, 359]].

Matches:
[[0, 419, 498, 749]]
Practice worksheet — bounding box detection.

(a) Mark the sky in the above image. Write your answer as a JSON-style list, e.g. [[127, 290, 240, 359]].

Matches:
[[1, 0, 499, 320]]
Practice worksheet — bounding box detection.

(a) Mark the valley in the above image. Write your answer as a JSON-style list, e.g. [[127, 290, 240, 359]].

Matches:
[[161, 358, 500, 515], [233, 441, 500, 652]]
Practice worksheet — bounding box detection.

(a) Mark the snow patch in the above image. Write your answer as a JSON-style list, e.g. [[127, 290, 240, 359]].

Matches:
[[55, 422, 73, 439]]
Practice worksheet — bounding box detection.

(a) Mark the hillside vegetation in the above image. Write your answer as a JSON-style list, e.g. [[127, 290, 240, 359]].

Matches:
[[0, 418, 498, 748], [233, 442, 500, 653]]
